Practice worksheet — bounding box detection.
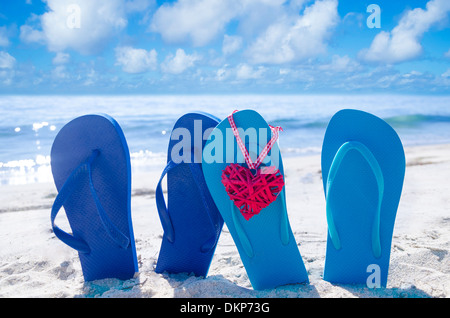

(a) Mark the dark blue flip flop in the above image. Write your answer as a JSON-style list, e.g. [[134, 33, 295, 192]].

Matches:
[[155, 112, 224, 277], [50, 114, 138, 281]]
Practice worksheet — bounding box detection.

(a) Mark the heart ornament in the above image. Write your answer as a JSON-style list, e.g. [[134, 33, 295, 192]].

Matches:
[[222, 163, 285, 220], [221, 110, 284, 221]]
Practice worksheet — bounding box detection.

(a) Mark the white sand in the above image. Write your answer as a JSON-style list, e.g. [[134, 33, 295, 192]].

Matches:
[[0, 144, 449, 298]]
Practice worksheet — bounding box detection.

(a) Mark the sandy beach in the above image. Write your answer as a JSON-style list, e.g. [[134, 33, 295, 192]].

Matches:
[[0, 143, 448, 298]]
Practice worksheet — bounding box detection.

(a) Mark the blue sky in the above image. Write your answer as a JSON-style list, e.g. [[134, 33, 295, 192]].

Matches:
[[0, 0, 449, 94]]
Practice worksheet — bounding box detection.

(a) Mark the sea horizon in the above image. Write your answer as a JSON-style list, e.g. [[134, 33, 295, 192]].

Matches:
[[1, 93, 450, 185]]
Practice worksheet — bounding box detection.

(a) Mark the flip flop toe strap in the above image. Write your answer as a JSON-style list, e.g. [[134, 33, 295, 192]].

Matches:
[[156, 157, 221, 253], [326, 141, 384, 259], [51, 150, 130, 254]]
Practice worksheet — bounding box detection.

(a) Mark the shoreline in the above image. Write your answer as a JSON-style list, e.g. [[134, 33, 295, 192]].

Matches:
[[0, 143, 449, 297], [1, 142, 448, 213]]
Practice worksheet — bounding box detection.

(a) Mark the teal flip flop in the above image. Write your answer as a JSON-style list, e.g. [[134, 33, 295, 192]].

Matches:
[[202, 109, 309, 290], [321, 109, 405, 287]]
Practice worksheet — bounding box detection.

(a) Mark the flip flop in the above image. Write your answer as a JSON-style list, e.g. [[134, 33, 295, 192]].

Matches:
[[155, 112, 224, 277], [202, 109, 309, 290], [321, 109, 405, 287], [50, 114, 138, 281]]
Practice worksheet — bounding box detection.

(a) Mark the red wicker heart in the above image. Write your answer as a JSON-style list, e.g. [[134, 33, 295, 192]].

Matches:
[[221, 163, 285, 220]]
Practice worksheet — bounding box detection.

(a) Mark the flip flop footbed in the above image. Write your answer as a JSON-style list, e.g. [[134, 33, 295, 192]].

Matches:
[[322, 109, 405, 286]]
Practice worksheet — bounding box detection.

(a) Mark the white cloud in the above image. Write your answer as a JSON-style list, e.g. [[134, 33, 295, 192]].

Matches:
[[319, 55, 362, 73], [234, 0, 286, 38], [279, 68, 290, 75], [442, 69, 450, 77], [360, 0, 450, 64], [52, 52, 70, 65], [403, 70, 423, 77], [125, 0, 154, 13], [289, 0, 308, 11], [52, 65, 68, 79], [245, 0, 339, 64], [150, 0, 239, 47], [214, 62, 266, 81], [161, 49, 200, 74], [19, 24, 46, 44], [20, 0, 129, 55], [236, 63, 266, 79], [149, 0, 293, 47], [83, 68, 97, 86], [444, 48, 450, 58], [115, 46, 157, 73], [222, 35, 243, 55], [216, 65, 229, 81], [0, 51, 16, 69], [0, 27, 10, 47]]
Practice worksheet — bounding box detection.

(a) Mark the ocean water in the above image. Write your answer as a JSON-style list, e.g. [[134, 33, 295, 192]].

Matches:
[[0, 94, 449, 185]]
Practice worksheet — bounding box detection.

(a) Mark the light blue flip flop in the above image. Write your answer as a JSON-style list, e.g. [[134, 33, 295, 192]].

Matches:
[[202, 109, 309, 290], [50, 114, 138, 281], [321, 109, 405, 287]]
